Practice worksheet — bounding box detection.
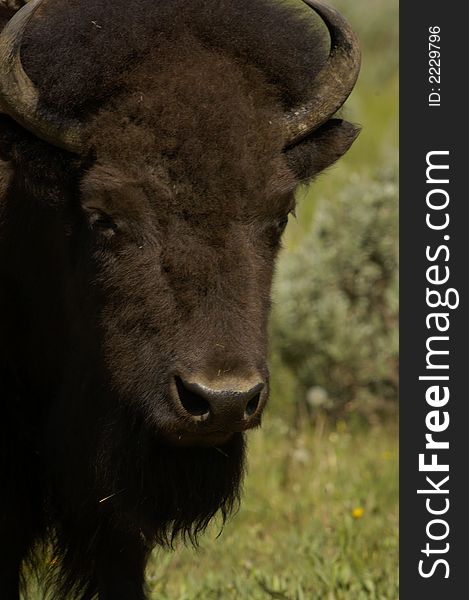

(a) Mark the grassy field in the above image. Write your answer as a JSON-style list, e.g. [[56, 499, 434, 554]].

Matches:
[[146, 421, 398, 599]]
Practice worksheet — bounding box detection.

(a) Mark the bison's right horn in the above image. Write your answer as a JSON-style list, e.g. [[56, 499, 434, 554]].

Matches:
[[283, 0, 361, 147], [0, 0, 84, 153]]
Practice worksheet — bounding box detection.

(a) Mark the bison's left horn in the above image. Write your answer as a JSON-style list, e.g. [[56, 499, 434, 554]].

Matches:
[[0, 0, 84, 153], [284, 0, 361, 147]]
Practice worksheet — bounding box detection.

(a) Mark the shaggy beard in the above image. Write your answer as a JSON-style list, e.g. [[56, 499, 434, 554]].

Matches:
[[104, 422, 247, 547], [44, 409, 246, 599]]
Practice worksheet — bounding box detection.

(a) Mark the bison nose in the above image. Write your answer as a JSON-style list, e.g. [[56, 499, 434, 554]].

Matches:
[[173, 374, 266, 428]]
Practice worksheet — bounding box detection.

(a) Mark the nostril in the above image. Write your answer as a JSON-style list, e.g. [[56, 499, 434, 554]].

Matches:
[[175, 376, 211, 420], [245, 392, 261, 418]]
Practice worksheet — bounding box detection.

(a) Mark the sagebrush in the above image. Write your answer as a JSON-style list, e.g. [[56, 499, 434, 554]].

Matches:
[[272, 167, 398, 419]]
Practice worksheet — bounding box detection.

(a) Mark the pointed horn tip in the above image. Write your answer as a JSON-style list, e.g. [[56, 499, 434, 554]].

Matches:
[[283, 0, 361, 147], [304, 0, 361, 62]]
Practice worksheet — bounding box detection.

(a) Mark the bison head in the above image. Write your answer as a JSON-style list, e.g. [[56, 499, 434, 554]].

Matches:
[[0, 0, 360, 545]]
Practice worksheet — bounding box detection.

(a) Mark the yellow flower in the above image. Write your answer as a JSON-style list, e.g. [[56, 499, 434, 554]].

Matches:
[[352, 507, 365, 519]]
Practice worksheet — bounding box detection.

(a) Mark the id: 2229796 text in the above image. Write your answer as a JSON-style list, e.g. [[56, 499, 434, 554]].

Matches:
[[428, 26, 441, 107]]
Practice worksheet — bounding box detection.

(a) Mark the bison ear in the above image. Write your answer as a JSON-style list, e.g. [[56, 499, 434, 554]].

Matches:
[[284, 119, 361, 184]]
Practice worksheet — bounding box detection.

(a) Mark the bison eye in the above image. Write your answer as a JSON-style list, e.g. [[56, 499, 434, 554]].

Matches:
[[264, 214, 291, 249], [87, 211, 118, 236], [277, 215, 289, 234]]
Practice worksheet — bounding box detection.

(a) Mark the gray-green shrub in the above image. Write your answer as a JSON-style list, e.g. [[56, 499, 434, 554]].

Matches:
[[272, 167, 398, 419]]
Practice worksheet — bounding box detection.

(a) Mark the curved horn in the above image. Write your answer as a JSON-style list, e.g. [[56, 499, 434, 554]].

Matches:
[[284, 0, 361, 147], [0, 0, 84, 153]]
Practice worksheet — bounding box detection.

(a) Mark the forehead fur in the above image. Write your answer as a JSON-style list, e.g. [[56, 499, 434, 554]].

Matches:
[[86, 35, 290, 214], [22, 0, 327, 118]]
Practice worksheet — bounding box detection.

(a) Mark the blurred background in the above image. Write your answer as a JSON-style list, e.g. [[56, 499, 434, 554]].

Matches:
[[149, 0, 399, 597]]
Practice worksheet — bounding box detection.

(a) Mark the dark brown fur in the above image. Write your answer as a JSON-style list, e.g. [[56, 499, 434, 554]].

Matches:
[[0, 1, 359, 598]]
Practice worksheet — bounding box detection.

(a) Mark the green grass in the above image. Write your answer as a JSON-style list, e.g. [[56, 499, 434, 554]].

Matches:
[[146, 420, 398, 599]]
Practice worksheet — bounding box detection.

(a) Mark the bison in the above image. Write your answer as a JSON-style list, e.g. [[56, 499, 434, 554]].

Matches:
[[0, 0, 360, 598]]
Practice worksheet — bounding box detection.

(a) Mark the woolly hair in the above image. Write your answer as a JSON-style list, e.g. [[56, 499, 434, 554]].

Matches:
[[21, 0, 327, 118]]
